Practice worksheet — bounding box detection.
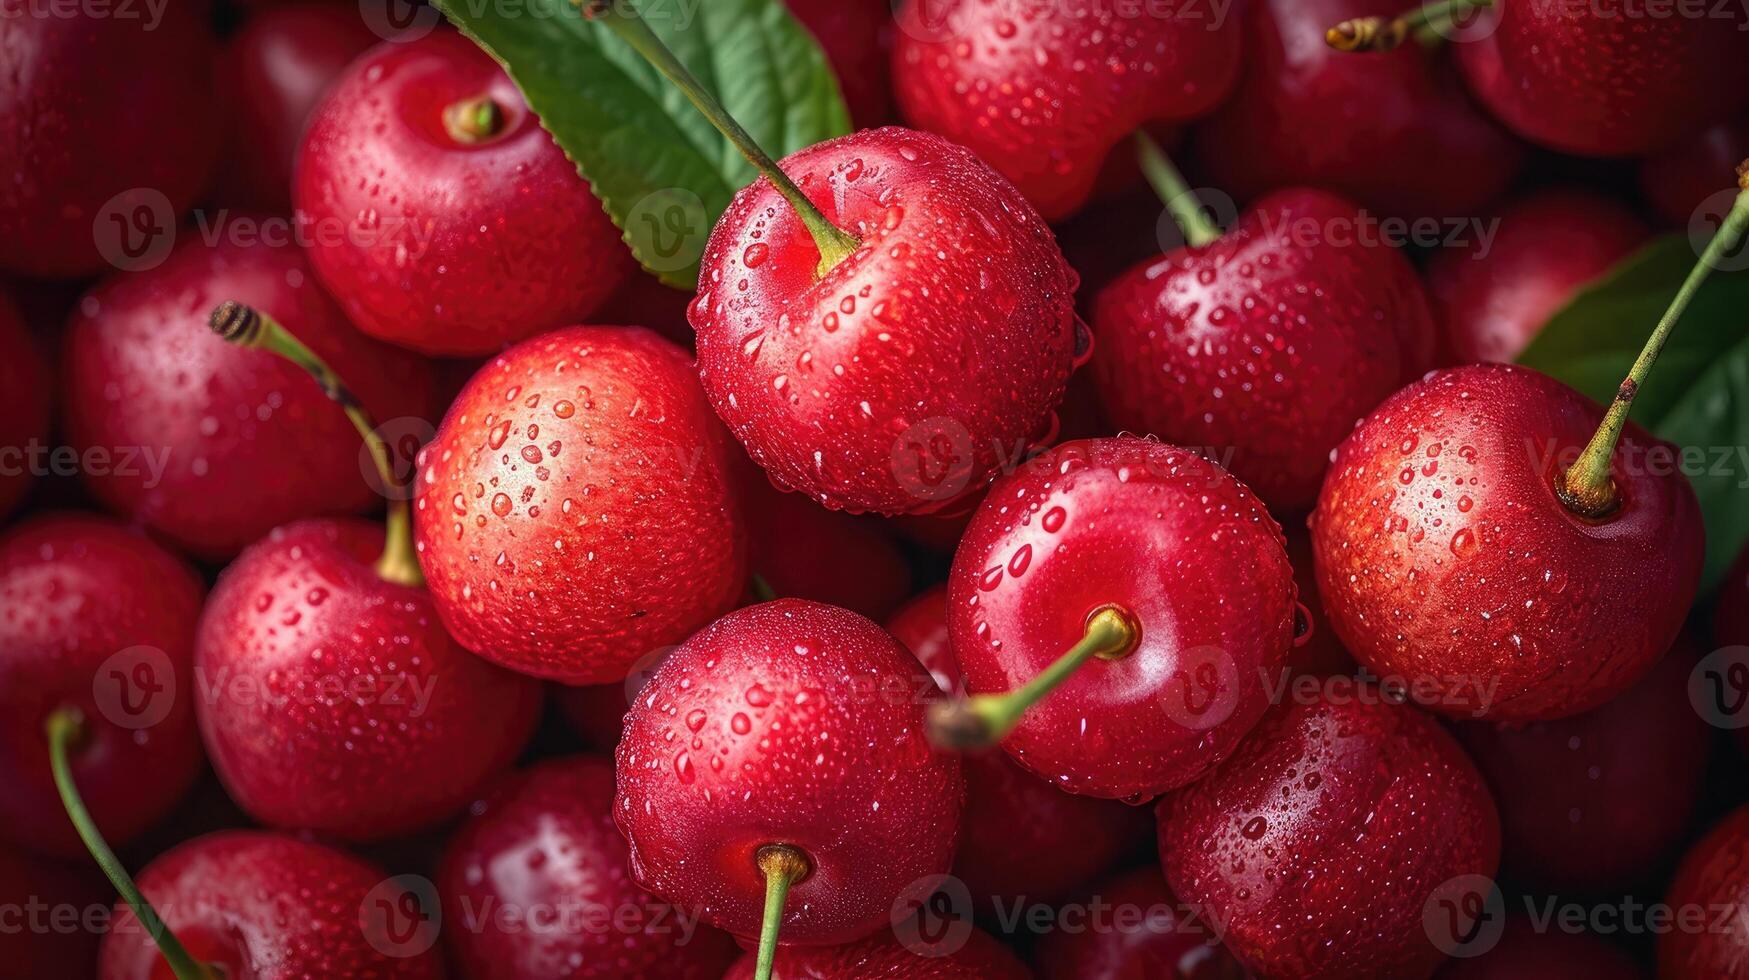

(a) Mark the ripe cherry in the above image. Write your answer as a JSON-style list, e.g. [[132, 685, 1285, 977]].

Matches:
[[437, 756, 740, 979], [742, 471, 912, 620], [1427, 190, 1648, 364], [414, 325, 747, 684], [0, 290, 51, 520], [934, 436, 1298, 800], [885, 584, 959, 694], [613, 599, 961, 970], [1032, 867, 1245, 980], [296, 31, 632, 355], [1660, 805, 1749, 978], [786, 0, 895, 127], [1438, 914, 1639, 980], [890, 0, 1241, 221], [721, 927, 1029, 979], [1159, 687, 1500, 978], [1641, 116, 1749, 226]]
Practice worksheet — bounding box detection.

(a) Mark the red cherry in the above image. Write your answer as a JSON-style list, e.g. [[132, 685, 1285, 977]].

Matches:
[[885, 584, 959, 695], [1660, 805, 1749, 978], [0, 4, 218, 278], [0, 843, 106, 976], [786, 0, 895, 128], [98, 830, 445, 979], [0, 515, 204, 858], [1159, 688, 1500, 979], [415, 325, 747, 684], [891, 0, 1240, 221], [1032, 867, 1245, 980], [63, 235, 437, 560], [1091, 187, 1437, 513], [941, 436, 1297, 800], [1427, 190, 1648, 364], [743, 474, 912, 620], [1312, 364, 1703, 721], [721, 926, 1029, 979], [1437, 914, 1639, 979], [295, 32, 632, 355], [614, 599, 962, 948], [1640, 116, 1749, 226], [1195, 0, 1524, 221], [0, 290, 51, 520], [437, 756, 740, 979], [690, 126, 1081, 516]]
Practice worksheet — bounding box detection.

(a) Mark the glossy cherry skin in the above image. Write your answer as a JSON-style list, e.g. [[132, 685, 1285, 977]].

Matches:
[[1455, 2, 1749, 157], [1427, 190, 1647, 364], [1437, 915, 1639, 980], [1660, 805, 1749, 978], [214, 2, 379, 212], [743, 471, 912, 620], [1032, 867, 1246, 980], [1311, 364, 1704, 722], [614, 599, 962, 946], [99, 831, 445, 980], [63, 234, 438, 560], [1159, 689, 1500, 979], [1640, 116, 1749, 226], [1091, 188, 1437, 513], [0, 515, 205, 858], [690, 126, 1080, 517], [0, 846, 105, 977], [891, 0, 1240, 221], [196, 518, 541, 841], [0, 291, 51, 520], [414, 325, 747, 684], [788, 0, 895, 127], [437, 756, 740, 979], [296, 31, 631, 355], [1455, 638, 1710, 891], [1195, 0, 1523, 221], [0, 3, 218, 278], [722, 927, 1029, 979], [951, 436, 1297, 800]]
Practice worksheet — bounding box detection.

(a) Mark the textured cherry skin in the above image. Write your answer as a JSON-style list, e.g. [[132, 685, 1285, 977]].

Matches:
[[63, 234, 438, 560], [1427, 191, 1648, 365], [1091, 188, 1437, 513], [414, 325, 747, 684], [891, 0, 1239, 221], [213, 2, 379, 212], [744, 473, 912, 620], [1159, 690, 1500, 980], [788, 0, 895, 127], [1436, 915, 1639, 980], [689, 126, 1079, 517], [1311, 364, 1704, 722], [950, 437, 1296, 800], [1194, 0, 1523, 222], [1032, 867, 1246, 980], [614, 599, 963, 946], [0, 846, 105, 977], [196, 518, 541, 841], [296, 32, 631, 356], [1455, 2, 1749, 158], [1640, 117, 1749, 226], [437, 756, 740, 980], [1660, 805, 1749, 978], [0, 3, 217, 278], [0, 515, 205, 858], [1454, 639, 1709, 892], [722, 927, 1030, 979], [99, 831, 445, 980], [0, 291, 51, 520]]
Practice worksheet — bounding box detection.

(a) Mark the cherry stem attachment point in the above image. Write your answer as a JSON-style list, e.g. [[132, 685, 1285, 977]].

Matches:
[[46, 707, 218, 980], [927, 605, 1139, 749], [1558, 170, 1749, 518], [208, 301, 423, 586], [1133, 131, 1219, 249], [753, 844, 811, 980], [442, 95, 506, 143], [1326, 0, 1494, 51], [581, 0, 859, 278]]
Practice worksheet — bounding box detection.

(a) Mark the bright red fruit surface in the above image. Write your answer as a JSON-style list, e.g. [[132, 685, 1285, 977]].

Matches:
[[415, 325, 747, 684], [1312, 364, 1703, 721], [721, 927, 1030, 978], [950, 437, 1297, 800], [99, 831, 445, 979], [0, 515, 204, 858], [891, 0, 1240, 221], [197, 518, 540, 841], [0, 291, 51, 519], [1032, 866, 1245, 980], [1091, 188, 1437, 513], [1437, 915, 1639, 980], [438, 756, 739, 979], [63, 234, 437, 560], [690, 126, 1080, 517], [787, 0, 895, 127], [1660, 805, 1749, 978], [296, 31, 631, 355], [1160, 689, 1500, 979], [1195, 0, 1523, 221], [614, 599, 962, 945]]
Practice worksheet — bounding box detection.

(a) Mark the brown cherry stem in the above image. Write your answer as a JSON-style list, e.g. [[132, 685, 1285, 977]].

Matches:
[[753, 844, 811, 980], [1326, 0, 1495, 51]]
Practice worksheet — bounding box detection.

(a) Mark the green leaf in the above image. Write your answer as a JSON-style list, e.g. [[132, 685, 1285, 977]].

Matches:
[[1518, 235, 1749, 590], [434, 0, 852, 289]]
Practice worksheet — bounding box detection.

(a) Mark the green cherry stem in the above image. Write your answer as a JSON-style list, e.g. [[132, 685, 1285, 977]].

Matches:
[[753, 844, 811, 980], [1326, 0, 1494, 51], [927, 605, 1139, 749], [1133, 131, 1219, 249], [580, 0, 859, 277], [442, 94, 506, 144], [1558, 170, 1749, 518], [207, 301, 423, 586], [46, 707, 218, 980]]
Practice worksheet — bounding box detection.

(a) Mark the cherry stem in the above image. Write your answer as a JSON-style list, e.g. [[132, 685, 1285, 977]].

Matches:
[[443, 95, 506, 144], [753, 844, 811, 980], [46, 707, 218, 980], [207, 301, 423, 586], [1326, 0, 1494, 51], [581, 0, 859, 277], [1558, 174, 1749, 518], [1133, 131, 1219, 249], [750, 574, 778, 603], [927, 605, 1138, 749]]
